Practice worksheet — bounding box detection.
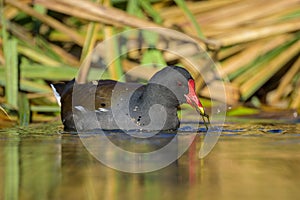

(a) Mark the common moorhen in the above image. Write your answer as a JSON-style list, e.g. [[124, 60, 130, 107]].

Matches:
[[51, 66, 208, 131]]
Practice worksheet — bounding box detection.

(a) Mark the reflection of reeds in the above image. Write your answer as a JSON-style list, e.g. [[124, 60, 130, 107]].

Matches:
[[0, 0, 299, 125]]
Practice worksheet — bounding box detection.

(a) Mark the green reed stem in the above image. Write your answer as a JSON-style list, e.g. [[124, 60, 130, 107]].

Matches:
[[18, 92, 30, 126], [174, 0, 205, 39], [4, 39, 19, 108]]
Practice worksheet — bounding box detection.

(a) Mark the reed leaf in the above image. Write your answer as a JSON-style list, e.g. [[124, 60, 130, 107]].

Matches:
[[226, 106, 260, 116], [195, 0, 259, 25], [2, 22, 32, 45], [80, 23, 100, 63], [35, 0, 213, 48], [141, 49, 167, 68], [160, 0, 238, 20], [36, 0, 160, 28], [18, 92, 30, 126], [128, 1, 166, 69], [4, 39, 19, 108], [19, 60, 102, 81], [127, 0, 144, 18], [30, 106, 60, 112], [80, 0, 102, 63], [139, 0, 163, 24], [211, 0, 299, 29], [232, 37, 297, 86], [7, 21, 79, 66], [218, 44, 246, 61], [103, 0, 124, 81], [272, 56, 300, 103], [174, 0, 204, 39], [105, 27, 124, 81], [20, 80, 51, 93], [221, 35, 293, 79], [290, 76, 300, 109], [17, 45, 62, 67], [216, 19, 300, 46], [140, 31, 167, 68], [6, 0, 85, 46], [49, 44, 80, 67], [240, 39, 300, 100], [0, 66, 51, 93], [122, 59, 159, 80]]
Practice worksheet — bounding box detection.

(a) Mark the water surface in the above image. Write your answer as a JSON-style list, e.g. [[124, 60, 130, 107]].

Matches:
[[0, 122, 300, 200]]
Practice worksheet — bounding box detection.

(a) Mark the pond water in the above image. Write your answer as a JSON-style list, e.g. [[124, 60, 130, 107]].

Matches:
[[0, 122, 300, 200]]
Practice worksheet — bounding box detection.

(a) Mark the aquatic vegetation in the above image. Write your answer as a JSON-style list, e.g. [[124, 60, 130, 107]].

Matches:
[[0, 0, 299, 125]]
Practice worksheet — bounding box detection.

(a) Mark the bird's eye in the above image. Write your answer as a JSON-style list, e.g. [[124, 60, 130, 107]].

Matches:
[[177, 81, 182, 86]]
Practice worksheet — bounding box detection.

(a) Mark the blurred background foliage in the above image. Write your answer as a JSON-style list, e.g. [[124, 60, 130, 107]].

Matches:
[[0, 0, 299, 127]]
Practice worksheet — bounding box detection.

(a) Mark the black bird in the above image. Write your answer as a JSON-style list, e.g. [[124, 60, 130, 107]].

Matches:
[[51, 66, 208, 131]]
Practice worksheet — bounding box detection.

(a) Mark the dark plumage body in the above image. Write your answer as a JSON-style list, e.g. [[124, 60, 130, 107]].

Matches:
[[52, 66, 205, 131]]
